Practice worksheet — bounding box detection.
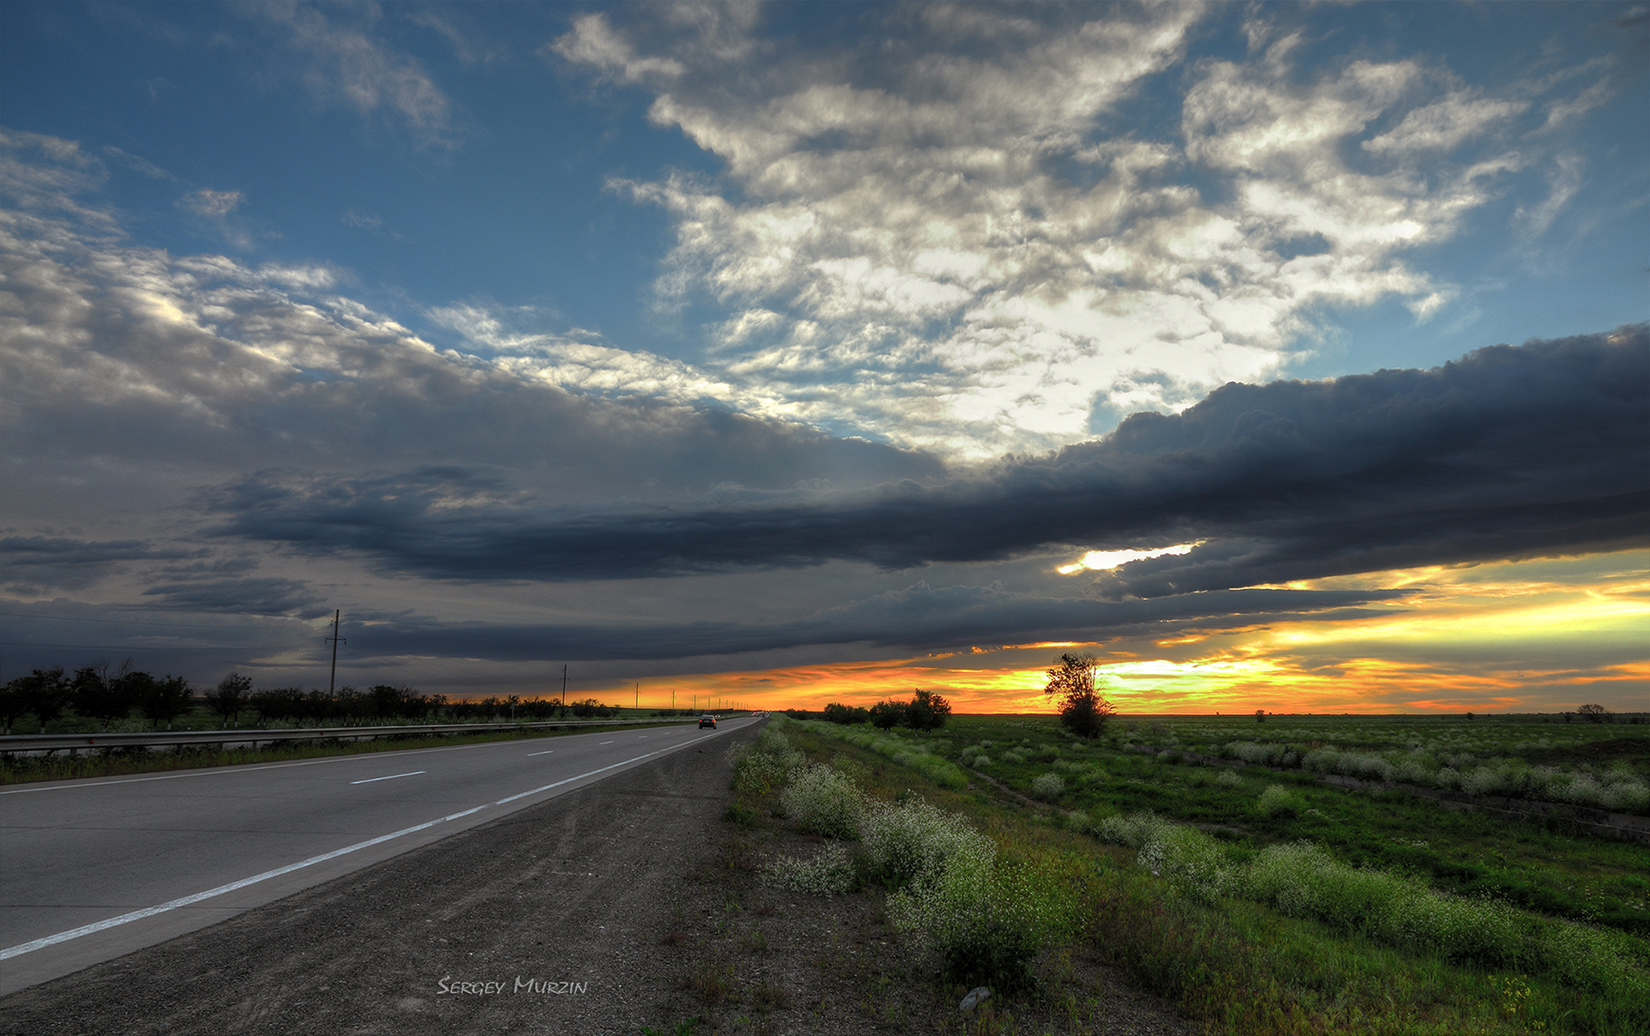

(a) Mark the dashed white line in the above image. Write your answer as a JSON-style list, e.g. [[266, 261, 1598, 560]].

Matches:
[[350, 770, 426, 785], [598, 740, 614, 745], [527, 750, 555, 757], [1, 747, 677, 962]]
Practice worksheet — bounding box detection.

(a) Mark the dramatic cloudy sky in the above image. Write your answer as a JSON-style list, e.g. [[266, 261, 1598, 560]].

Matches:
[[2, 1, 1645, 713]]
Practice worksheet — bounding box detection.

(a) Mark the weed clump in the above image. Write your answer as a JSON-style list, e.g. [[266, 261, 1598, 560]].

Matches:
[[1031, 772, 1065, 801], [859, 797, 994, 890], [767, 843, 857, 896], [779, 763, 863, 839], [728, 728, 805, 795], [1256, 783, 1303, 818]]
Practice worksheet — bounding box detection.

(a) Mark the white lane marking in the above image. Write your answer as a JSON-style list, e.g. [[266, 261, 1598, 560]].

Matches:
[[0, 743, 687, 962], [0, 803, 487, 962], [527, 750, 554, 757], [598, 740, 614, 745], [492, 750, 659, 806], [350, 770, 425, 785]]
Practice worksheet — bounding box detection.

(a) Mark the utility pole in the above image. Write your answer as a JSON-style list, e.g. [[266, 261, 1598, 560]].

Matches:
[[561, 664, 568, 705], [325, 609, 345, 696], [634, 682, 639, 710]]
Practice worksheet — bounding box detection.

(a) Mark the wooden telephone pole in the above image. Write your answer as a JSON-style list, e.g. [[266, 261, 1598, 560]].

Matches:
[[325, 610, 345, 696]]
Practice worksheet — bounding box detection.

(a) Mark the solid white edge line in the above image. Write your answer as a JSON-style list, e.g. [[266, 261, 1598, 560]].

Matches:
[[349, 770, 426, 785], [0, 804, 487, 962], [0, 732, 719, 962]]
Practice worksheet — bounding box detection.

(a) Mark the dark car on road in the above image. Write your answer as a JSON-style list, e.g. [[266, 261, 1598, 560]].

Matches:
[[699, 714, 716, 728]]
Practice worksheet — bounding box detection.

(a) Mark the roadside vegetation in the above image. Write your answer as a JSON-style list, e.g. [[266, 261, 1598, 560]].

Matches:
[[1, 663, 646, 735], [715, 714, 1649, 1035], [0, 663, 704, 784]]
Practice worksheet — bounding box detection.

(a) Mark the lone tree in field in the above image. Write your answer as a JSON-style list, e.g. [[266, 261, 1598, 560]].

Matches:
[[1578, 703, 1612, 723], [905, 688, 952, 731], [1044, 652, 1114, 739]]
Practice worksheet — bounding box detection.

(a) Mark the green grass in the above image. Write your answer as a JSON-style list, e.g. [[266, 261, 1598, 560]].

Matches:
[[929, 715, 1650, 939], [776, 714, 1650, 1035]]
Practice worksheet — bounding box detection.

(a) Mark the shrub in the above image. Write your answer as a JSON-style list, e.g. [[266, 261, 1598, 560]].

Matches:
[[1031, 772, 1065, 801], [1256, 783, 1302, 818], [727, 728, 805, 795], [859, 797, 994, 890], [780, 763, 863, 839], [887, 847, 1057, 993], [1216, 768, 1242, 788], [767, 843, 856, 896], [1136, 823, 1234, 905]]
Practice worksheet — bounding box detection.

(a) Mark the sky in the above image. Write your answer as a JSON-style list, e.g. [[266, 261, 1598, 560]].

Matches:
[[1, 1, 1646, 715]]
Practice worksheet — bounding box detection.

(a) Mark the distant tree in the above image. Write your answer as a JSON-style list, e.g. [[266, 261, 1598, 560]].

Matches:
[[1044, 653, 1115, 739], [250, 687, 302, 726], [905, 689, 952, 731], [869, 699, 907, 729], [369, 684, 406, 721], [139, 675, 194, 730], [0, 677, 28, 734], [73, 660, 141, 731], [1255, 709, 1266, 723], [203, 672, 252, 728], [822, 702, 870, 725], [15, 667, 72, 730], [1578, 703, 1612, 724], [570, 698, 617, 718]]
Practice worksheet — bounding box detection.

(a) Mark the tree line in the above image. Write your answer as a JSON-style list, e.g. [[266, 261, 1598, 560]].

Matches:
[[787, 688, 954, 731], [0, 662, 621, 734]]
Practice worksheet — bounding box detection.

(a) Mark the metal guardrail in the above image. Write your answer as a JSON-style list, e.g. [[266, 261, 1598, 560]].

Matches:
[[0, 717, 697, 754]]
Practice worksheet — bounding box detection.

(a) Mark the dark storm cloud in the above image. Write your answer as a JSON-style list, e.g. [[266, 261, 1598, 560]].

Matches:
[[213, 327, 1649, 589], [139, 577, 327, 617], [349, 584, 1404, 662], [0, 536, 206, 591]]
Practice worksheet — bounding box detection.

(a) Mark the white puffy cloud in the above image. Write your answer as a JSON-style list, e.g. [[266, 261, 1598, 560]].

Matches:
[[551, 6, 1579, 457]]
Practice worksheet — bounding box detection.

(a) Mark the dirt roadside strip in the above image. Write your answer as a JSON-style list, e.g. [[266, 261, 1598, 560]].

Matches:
[[1, 721, 1198, 1035]]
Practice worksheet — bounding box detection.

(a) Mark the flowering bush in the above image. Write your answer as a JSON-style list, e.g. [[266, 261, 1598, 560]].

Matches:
[[1031, 772, 1065, 801], [780, 763, 864, 839], [727, 728, 806, 795], [860, 797, 995, 890], [887, 849, 1058, 993], [767, 843, 856, 896]]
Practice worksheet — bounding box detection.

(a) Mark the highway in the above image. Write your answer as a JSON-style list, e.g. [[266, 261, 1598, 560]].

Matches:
[[0, 717, 752, 995]]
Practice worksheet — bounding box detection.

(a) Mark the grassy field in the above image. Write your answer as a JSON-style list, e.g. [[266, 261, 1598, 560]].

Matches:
[[738, 714, 1650, 1035]]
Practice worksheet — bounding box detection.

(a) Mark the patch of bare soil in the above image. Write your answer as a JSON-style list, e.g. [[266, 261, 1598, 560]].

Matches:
[[0, 722, 1198, 1035]]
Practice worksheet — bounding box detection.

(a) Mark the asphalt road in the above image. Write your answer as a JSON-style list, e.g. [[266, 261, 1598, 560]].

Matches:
[[0, 717, 751, 995]]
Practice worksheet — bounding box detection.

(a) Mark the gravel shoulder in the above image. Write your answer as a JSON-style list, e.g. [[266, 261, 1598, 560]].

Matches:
[[0, 721, 1199, 1035]]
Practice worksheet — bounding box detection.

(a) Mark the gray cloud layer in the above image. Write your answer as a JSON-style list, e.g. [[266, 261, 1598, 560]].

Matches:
[[211, 326, 1648, 592], [350, 584, 1403, 662]]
